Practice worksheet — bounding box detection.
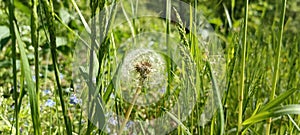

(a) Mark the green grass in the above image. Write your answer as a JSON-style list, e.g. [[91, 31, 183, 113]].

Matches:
[[238, 0, 248, 133], [0, 0, 300, 134]]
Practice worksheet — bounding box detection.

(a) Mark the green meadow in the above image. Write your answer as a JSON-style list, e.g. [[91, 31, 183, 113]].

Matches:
[[0, 0, 299, 134]]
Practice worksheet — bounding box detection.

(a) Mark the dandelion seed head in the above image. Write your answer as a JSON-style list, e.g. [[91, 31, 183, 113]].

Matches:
[[119, 48, 167, 105]]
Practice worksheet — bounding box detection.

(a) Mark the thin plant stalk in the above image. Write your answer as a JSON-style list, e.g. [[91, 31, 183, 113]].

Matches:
[[14, 22, 42, 135], [165, 0, 172, 101], [31, 0, 39, 110], [31, 0, 41, 134], [238, 0, 248, 134], [118, 61, 151, 135], [8, 0, 18, 134], [118, 84, 142, 135], [41, 0, 72, 134], [266, 0, 287, 134]]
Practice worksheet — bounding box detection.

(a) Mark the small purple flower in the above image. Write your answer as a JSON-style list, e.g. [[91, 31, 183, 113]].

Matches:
[[124, 121, 135, 131], [20, 127, 23, 133], [45, 99, 56, 107], [159, 87, 166, 94], [108, 117, 117, 125], [126, 121, 134, 128], [70, 94, 80, 105], [43, 89, 51, 96]]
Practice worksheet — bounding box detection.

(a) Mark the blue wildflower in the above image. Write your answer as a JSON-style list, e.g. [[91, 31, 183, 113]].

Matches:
[[70, 94, 81, 105], [126, 121, 134, 128], [45, 99, 55, 107], [159, 87, 166, 94], [108, 117, 117, 125], [43, 89, 51, 96]]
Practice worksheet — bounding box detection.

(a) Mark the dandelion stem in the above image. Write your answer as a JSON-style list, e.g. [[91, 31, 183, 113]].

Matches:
[[118, 81, 143, 135], [118, 61, 151, 134]]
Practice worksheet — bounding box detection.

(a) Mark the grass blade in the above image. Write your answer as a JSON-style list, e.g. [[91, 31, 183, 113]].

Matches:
[[70, 0, 91, 34], [243, 105, 300, 125], [266, 0, 287, 133], [31, 0, 39, 116], [41, 0, 73, 133], [14, 22, 41, 135], [162, 108, 192, 135], [260, 88, 298, 112], [206, 61, 224, 135], [8, 0, 19, 134], [238, 0, 249, 133]]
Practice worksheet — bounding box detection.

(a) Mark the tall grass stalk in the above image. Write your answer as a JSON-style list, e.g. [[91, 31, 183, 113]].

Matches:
[[8, 0, 18, 134], [31, 0, 41, 134], [206, 61, 224, 135], [266, 0, 287, 134], [165, 0, 172, 97], [14, 22, 42, 135], [31, 0, 39, 115], [41, 0, 72, 134], [238, 0, 248, 134]]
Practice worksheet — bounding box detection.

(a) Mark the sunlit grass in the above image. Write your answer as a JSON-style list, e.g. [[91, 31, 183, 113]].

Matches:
[[0, 0, 299, 134]]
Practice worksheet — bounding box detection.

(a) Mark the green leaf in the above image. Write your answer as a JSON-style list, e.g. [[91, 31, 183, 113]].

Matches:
[[59, 8, 72, 24], [56, 37, 68, 47], [0, 61, 11, 68], [0, 26, 10, 51], [260, 88, 298, 112], [15, 0, 31, 15], [162, 108, 192, 135], [209, 18, 223, 27], [243, 104, 300, 125], [14, 22, 41, 134], [0, 26, 10, 39]]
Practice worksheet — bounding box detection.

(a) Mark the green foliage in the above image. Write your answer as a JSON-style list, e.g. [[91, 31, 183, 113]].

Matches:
[[15, 22, 41, 135], [0, 0, 300, 134], [243, 105, 300, 125]]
